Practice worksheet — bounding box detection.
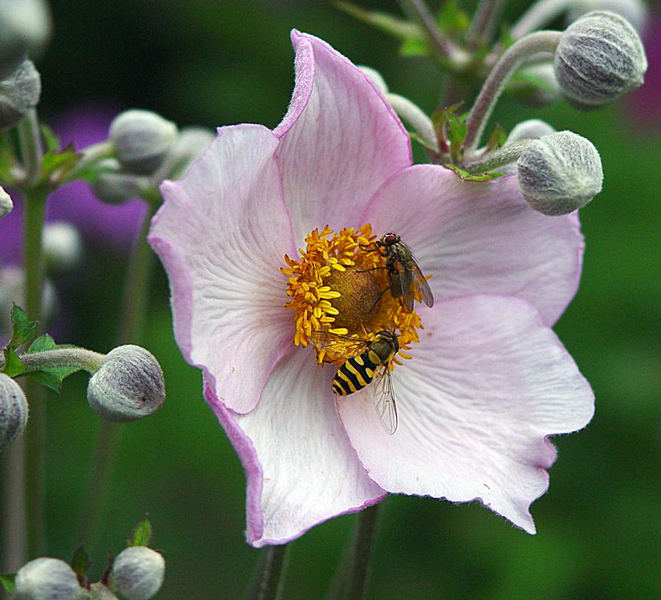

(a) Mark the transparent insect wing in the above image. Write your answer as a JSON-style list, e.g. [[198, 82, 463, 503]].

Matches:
[[412, 261, 434, 307], [311, 331, 370, 358], [397, 263, 415, 312], [373, 367, 398, 434]]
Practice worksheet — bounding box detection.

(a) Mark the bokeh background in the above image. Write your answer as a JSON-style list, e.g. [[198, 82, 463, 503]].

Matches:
[[2, 1, 661, 598]]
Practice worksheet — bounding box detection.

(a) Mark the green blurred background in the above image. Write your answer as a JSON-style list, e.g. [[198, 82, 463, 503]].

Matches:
[[3, 1, 661, 597]]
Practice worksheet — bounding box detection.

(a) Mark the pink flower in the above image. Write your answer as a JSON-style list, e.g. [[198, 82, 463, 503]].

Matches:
[[148, 31, 594, 547]]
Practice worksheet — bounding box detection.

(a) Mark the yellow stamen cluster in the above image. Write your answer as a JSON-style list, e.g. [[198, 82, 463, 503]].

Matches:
[[282, 224, 423, 365]]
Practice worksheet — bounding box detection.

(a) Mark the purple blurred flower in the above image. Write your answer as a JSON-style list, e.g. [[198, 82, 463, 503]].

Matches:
[[0, 105, 147, 265], [629, 10, 661, 130]]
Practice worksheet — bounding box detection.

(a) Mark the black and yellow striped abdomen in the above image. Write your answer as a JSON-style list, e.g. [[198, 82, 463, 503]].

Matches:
[[332, 349, 380, 395], [331, 331, 399, 396]]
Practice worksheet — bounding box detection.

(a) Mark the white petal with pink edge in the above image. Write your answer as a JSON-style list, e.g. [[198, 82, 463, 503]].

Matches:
[[274, 31, 412, 244], [207, 347, 385, 547], [363, 165, 583, 326], [149, 124, 296, 414], [337, 295, 594, 533]]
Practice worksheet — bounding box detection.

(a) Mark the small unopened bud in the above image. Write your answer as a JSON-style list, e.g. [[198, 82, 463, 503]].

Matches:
[[0, 0, 52, 80], [14, 557, 82, 600], [109, 547, 165, 600], [155, 127, 215, 180], [0, 59, 41, 129], [109, 110, 178, 175], [87, 345, 165, 422], [43, 222, 83, 273], [507, 119, 556, 144], [517, 131, 603, 215], [568, 0, 649, 33], [0, 373, 28, 451], [0, 185, 12, 217], [93, 159, 146, 205], [554, 11, 647, 108]]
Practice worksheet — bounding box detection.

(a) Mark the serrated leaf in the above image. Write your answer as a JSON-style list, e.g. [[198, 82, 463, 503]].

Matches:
[[128, 517, 153, 547], [444, 163, 503, 181], [485, 124, 507, 153], [3, 348, 25, 377], [335, 2, 423, 41], [0, 573, 15, 594], [9, 304, 38, 349], [71, 545, 92, 582]]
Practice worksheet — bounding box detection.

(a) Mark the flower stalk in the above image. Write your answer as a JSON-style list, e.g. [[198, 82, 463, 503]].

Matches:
[[246, 544, 290, 600], [461, 140, 529, 174], [463, 30, 561, 151]]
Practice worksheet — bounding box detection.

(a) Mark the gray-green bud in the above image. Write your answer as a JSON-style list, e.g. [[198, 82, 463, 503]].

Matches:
[[517, 131, 603, 215], [554, 11, 647, 108], [14, 557, 83, 600], [0, 0, 51, 80], [87, 345, 165, 422], [0, 373, 28, 451], [109, 110, 178, 175], [109, 546, 165, 600], [0, 185, 12, 217], [93, 159, 147, 205], [0, 59, 41, 129]]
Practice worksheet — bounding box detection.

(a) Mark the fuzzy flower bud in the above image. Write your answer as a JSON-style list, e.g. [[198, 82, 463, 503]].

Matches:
[[554, 10, 647, 108], [0, 185, 12, 217], [87, 345, 165, 422], [0, 59, 41, 129], [109, 547, 165, 600], [14, 557, 82, 600], [507, 119, 556, 144], [0, 0, 51, 80], [109, 110, 178, 175], [0, 373, 28, 451], [43, 222, 83, 273], [93, 159, 146, 205], [517, 131, 603, 215]]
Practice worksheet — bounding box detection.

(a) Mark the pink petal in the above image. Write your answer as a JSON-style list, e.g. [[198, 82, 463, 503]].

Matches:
[[274, 31, 412, 242], [206, 348, 385, 547], [363, 166, 584, 326], [337, 295, 594, 533], [149, 124, 296, 414]]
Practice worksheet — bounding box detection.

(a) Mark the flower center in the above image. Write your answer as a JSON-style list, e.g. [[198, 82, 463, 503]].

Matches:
[[282, 224, 422, 365]]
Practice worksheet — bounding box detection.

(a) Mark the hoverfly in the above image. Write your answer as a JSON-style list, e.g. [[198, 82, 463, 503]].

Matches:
[[369, 233, 434, 313], [313, 330, 399, 434]]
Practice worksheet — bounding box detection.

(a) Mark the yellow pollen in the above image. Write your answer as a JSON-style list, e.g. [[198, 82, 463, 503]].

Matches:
[[282, 225, 423, 365]]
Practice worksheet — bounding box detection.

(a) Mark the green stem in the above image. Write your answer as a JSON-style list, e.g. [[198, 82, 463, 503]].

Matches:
[[462, 140, 528, 174], [246, 545, 290, 600], [327, 504, 381, 600], [77, 200, 158, 551]]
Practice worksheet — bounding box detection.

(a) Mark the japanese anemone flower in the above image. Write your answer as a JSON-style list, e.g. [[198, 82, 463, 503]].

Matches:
[[148, 31, 594, 547]]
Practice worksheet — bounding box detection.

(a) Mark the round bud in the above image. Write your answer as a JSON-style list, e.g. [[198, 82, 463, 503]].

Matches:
[[109, 110, 178, 175], [0, 184, 12, 217], [568, 0, 649, 33], [0, 0, 52, 80], [507, 119, 556, 144], [87, 345, 165, 422], [159, 126, 215, 178], [0, 59, 41, 130], [109, 547, 165, 600], [14, 557, 82, 600], [517, 131, 603, 215], [43, 222, 83, 273], [93, 159, 147, 205], [0, 373, 28, 451], [554, 11, 647, 108]]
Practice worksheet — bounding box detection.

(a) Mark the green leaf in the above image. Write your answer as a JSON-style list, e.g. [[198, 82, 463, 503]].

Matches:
[[8, 304, 38, 349], [3, 348, 25, 377], [128, 517, 153, 547], [334, 2, 423, 41], [485, 123, 507, 153], [0, 573, 15, 594], [444, 163, 503, 181], [399, 37, 430, 57], [40, 123, 60, 153], [24, 335, 81, 392], [40, 146, 80, 183], [437, 0, 470, 37], [71, 545, 92, 583]]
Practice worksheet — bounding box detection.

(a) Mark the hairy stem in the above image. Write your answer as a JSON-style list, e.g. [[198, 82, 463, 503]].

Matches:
[[463, 30, 561, 150], [14, 347, 106, 374], [462, 140, 529, 173], [511, 0, 572, 39], [467, 0, 506, 49]]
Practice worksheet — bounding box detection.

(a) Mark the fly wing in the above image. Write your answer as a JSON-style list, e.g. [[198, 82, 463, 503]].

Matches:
[[395, 261, 415, 312], [373, 368, 398, 435], [412, 261, 434, 307], [311, 331, 369, 362]]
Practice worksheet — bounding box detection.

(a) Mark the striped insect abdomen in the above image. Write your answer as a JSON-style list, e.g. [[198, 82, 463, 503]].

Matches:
[[332, 349, 381, 396]]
